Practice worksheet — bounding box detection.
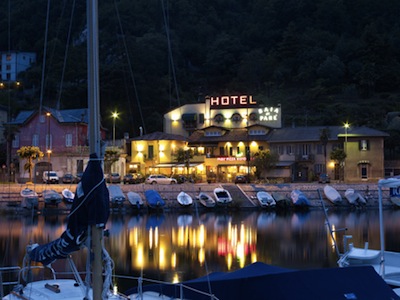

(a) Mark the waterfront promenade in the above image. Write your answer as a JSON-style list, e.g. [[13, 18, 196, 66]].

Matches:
[[0, 180, 392, 214]]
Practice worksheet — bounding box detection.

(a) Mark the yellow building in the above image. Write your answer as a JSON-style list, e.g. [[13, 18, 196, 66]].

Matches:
[[129, 131, 205, 177]]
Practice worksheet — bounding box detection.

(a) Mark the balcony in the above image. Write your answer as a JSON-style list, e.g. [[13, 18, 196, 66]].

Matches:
[[296, 154, 314, 162]]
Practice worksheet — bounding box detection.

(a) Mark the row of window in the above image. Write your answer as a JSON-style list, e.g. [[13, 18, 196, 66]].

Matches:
[[272, 140, 370, 156], [12, 134, 73, 148]]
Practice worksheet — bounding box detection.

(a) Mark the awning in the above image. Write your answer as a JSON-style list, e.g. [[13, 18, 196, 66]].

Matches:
[[182, 113, 197, 121], [275, 161, 295, 167], [358, 160, 370, 165], [155, 163, 201, 168], [155, 163, 177, 168]]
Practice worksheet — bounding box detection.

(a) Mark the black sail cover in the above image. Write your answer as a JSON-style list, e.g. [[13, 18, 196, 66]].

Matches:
[[29, 153, 110, 265]]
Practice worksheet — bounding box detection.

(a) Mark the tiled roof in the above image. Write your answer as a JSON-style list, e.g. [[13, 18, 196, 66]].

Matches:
[[9, 107, 89, 125], [268, 126, 388, 143], [188, 128, 270, 144], [130, 131, 187, 141], [188, 125, 388, 144]]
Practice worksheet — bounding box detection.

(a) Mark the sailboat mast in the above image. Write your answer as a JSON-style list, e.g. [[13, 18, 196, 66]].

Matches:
[[87, 0, 101, 156], [87, 0, 103, 298]]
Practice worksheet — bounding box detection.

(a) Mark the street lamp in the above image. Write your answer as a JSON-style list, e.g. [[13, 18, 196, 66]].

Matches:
[[112, 111, 119, 148], [343, 122, 350, 182], [46, 112, 51, 181], [344, 122, 350, 153]]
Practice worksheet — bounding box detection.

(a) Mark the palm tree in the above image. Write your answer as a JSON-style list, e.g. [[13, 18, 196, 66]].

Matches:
[[16, 146, 44, 183]]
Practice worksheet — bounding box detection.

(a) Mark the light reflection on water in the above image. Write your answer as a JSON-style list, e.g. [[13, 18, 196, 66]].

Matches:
[[1, 209, 400, 292]]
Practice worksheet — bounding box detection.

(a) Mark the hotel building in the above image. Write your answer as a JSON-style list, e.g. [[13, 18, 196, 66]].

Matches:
[[130, 95, 387, 183]]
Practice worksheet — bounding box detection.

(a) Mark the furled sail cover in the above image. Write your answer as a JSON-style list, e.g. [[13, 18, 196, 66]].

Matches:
[[29, 153, 110, 265]]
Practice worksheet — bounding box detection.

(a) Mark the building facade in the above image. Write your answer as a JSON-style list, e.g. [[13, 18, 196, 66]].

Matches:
[[0, 51, 36, 82], [129, 132, 191, 176], [160, 95, 388, 183], [9, 107, 107, 183]]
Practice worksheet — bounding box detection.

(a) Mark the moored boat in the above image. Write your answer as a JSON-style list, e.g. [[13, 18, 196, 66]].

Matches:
[[256, 191, 276, 208], [127, 191, 144, 209], [144, 189, 165, 209], [213, 187, 232, 205], [61, 188, 75, 204], [42, 189, 62, 207], [344, 188, 366, 205], [337, 178, 400, 289], [108, 185, 126, 206], [271, 192, 292, 208], [20, 187, 39, 209], [177, 191, 193, 206], [323, 185, 342, 204], [197, 192, 216, 208], [290, 189, 311, 207]]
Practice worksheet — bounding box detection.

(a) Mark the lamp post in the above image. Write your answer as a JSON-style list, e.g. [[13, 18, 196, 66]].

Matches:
[[112, 111, 119, 148], [46, 112, 51, 183], [343, 122, 350, 182], [344, 122, 349, 153]]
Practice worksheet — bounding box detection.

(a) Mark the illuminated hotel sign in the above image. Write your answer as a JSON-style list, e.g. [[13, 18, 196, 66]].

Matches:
[[209, 95, 257, 109]]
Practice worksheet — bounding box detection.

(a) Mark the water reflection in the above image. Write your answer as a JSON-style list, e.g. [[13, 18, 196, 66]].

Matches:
[[1, 209, 400, 291]]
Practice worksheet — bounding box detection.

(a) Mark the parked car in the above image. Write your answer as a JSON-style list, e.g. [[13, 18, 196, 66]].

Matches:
[[43, 171, 59, 184], [318, 173, 330, 183], [145, 174, 177, 185], [173, 174, 194, 184], [62, 173, 77, 184], [107, 173, 121, 184], [234, 174, 250, 184], [123, 173, 145, 184], [123, 174, 135, 184]]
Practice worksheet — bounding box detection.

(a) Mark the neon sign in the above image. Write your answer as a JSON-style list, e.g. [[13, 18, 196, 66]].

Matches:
[[210, 95, 257, 109], [217, 157, 247, 161]]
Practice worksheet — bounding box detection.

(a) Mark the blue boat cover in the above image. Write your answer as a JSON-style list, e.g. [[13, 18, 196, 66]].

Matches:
[[144, 189, 165, 208], [29, 153, 110, 265], [126, 262, 399, 300]]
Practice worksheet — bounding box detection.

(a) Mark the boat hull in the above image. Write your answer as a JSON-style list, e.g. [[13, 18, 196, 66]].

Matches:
[[177, 191, 193, 206], [323, 185, 342, 204], [256, 191, 276, 208], [213, 188, 232, 205]]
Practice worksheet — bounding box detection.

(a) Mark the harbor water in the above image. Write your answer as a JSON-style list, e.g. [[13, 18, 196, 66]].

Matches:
[[1, 208, 400, 293]]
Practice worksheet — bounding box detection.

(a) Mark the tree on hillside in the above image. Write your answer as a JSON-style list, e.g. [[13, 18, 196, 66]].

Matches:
[[16, 146, 44, 183]]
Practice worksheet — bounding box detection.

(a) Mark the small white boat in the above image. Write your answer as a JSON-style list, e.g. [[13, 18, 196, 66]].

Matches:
[[197, 192, 216, 208], [127, 191, 144, 209], [323, 185, 342, 204], [213, 187, 232, 205], [108, 185, 126, 206], [177, 191, 193, 206], [344, 188, 366, 205], [337, 178, 400, 288], [62, 188, 75, 204], [42, 189, 62, 207], [20, 187, 39, 209], [256, 191, 276, 208]]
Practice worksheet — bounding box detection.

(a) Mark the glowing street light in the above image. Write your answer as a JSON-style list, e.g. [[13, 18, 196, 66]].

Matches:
[[112, 111, 119, 148], [344, 122, 350, 153]]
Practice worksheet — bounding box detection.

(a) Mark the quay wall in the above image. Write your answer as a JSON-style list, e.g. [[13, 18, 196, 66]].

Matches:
[[0, 182, 393, 214]]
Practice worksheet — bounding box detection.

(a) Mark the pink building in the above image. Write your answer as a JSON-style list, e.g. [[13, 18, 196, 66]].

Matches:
[[9, 107, 106, 183]]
